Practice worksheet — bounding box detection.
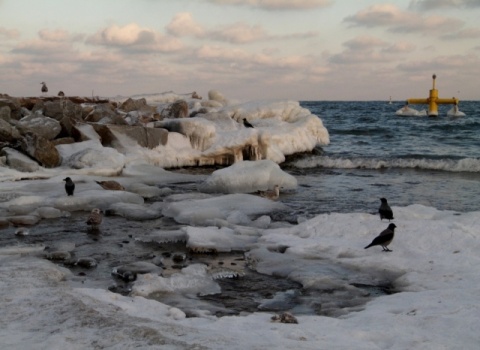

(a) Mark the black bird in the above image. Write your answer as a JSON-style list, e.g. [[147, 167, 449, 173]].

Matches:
[[379, 197, 394, 221], [41, 82, 48, 94], [243, 118, 254, 128], [63, 177, 75, 196], [364, 223, 396, 252]]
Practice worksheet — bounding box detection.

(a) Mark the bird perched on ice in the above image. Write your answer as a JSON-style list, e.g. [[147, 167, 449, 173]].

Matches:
[[364, 223, 396, 252], [63, 177, 75, 196], [87, 208, 103, 230], [379, 197, 394, 221], [260, 185, 280, 200], [243, 118, 254, 128], [41, 82, 48, 94], [95, 180, 125, 191]]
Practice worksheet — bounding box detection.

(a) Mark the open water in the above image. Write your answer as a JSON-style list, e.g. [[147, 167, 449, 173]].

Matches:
[[287, 100, 480, 216]]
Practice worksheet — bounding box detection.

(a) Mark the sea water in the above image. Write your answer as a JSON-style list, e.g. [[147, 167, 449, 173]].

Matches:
[[287, 100, 480, 216]]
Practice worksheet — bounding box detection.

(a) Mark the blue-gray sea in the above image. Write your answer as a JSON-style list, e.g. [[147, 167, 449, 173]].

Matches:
[[282, 100, 480, 217]]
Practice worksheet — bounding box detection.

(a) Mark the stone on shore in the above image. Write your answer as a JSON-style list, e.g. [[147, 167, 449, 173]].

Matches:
[[20, 133, 61, 168], [17, 113, 62, 140], [0, 147, 40, 172]]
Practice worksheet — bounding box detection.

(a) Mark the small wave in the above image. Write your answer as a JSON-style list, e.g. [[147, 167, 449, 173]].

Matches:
[[293, 156, 480, 173], [395, 107, 427, 117]]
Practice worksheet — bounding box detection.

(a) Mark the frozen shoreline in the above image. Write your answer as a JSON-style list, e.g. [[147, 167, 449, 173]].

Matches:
[[1, 94, 479, 349], [1, 203, 479, 349]]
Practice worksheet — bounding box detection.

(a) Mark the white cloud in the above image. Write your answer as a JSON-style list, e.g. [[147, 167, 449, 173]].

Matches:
[[441, 27, 480, 40], [87, 23, 183, 52], [166, 12, 206, 38], [38, 28, 84, 42], [344, 4, 464, 35], [0, 26, 20, 40], [398, 53, 480, 74], [166, 12, 317, 44], [382, 41, 416, 54], [409, 0, 480, 11], [206, 0, 332, 10], [329, 35, 416, 65], [209, 22, 268, 44], [343, 35, 386, 50]]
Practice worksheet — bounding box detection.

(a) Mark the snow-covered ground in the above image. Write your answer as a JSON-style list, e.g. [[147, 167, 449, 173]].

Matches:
[[1, 201, 479, 349]]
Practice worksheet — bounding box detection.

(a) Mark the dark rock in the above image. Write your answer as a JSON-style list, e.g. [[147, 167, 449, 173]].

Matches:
[[92, 124, 168, 149], [20, 133, 61, 168], [192, 91, 202, 99], [51, 137, 75, 146], [0, 106, 11, 122], [120, 98, 154, 113], [84, 103, 117, 123], [44, 100, 84, 122], [0, 118, 21, 142], [0, 219, 9, 229], [42, 100, 64, 120], [16, 113, 62, 140], [1, 147, 40, 172], [163, 100, 188, 118], [0, 96, 22, 119], [31, 100, 45, 114]]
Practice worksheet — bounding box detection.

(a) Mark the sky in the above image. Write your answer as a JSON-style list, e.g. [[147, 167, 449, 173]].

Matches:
[[0, 0, 479, 101]]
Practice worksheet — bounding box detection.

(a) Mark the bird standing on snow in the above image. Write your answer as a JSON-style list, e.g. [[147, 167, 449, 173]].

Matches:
[[87, 208, 103, 230], [63, 177, 75, 196], [243, 118, 254, 128], [379, 197, 394, 221], [41, 82, 48, 94], [95, 180, 125, 191], [260, 185, 280, 200], [364, 223, 396, 252]]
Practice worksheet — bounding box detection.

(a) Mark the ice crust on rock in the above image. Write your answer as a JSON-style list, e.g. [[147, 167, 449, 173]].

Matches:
[[198, 159, 297, 193], [162, 193, 286, 226]]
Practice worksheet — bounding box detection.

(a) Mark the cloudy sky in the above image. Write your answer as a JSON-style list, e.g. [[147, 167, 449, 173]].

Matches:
[[0, 0, 479, 101]]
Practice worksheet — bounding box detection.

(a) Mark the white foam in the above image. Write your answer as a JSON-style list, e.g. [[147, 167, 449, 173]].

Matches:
[[293, 155, 480, 172], [395, 106, 427, 116], [447, 106, 466, 117]]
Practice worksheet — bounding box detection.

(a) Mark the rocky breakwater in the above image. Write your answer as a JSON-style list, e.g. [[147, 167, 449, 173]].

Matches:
[[0, 94, 170, 172], [0, 89, 330, 173]]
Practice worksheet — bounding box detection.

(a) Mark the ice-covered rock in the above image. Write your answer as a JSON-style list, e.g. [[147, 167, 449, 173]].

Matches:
[[17, 113, 62, 140], [131, 264, 221, 297], [163, 193, 286, 226], [1, 147, 40, 172], [57, 140, 125, 175], [185, 226, 257, 253], [198, 159, 297, 193]]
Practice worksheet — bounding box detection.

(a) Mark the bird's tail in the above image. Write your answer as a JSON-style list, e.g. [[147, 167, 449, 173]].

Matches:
[[364, 244, 372, 249]]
